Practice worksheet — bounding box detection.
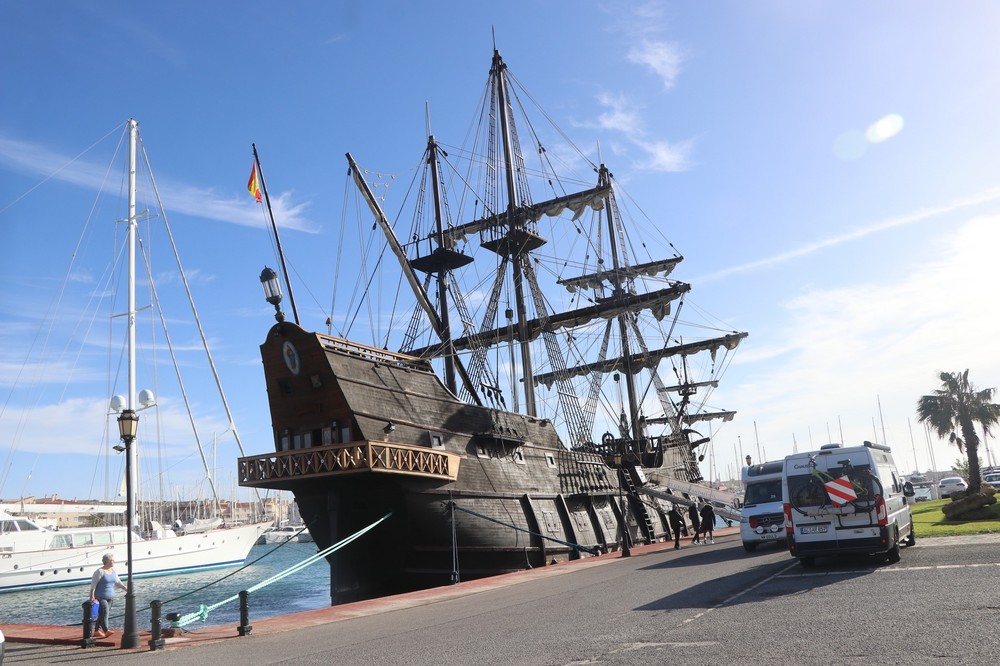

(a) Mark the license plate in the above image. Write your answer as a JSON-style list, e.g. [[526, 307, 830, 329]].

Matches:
[[758, 533, 782, 540], [800, 525, 828, 534]]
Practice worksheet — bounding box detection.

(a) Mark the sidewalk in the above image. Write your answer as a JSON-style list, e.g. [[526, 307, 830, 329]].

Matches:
[[3, 526, 740, 652]]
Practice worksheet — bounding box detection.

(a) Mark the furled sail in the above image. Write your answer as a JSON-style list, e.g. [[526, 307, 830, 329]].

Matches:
[[533, 332, 747, 389], [436, 184, 612, 249], [558, 257, 683, 293], [407, 284, 690, 358]]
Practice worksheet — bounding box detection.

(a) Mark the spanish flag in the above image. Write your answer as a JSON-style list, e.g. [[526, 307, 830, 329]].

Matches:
[[247, 164, 262, 203]]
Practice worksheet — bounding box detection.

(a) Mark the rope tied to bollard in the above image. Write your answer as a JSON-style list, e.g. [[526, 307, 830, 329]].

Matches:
[[169, 512, 391, 629]]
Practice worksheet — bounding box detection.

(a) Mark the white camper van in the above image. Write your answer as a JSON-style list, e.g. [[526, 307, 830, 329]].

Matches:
[[783, 442, 915, 567], [739, 460, 785, 552]]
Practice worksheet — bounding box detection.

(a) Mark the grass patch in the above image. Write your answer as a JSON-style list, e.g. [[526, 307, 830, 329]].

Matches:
[[911, 498, 1000, 537]]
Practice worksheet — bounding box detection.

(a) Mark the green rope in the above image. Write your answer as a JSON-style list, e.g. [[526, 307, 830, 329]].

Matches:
[[171, 512, 391, 628]]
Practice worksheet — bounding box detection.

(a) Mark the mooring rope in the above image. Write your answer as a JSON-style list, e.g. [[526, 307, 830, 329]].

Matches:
[[449, 503, 600, 555], [171, 512, 391, 628]]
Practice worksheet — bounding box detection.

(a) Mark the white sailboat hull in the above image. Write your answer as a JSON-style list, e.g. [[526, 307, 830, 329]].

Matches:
[[0, 519, 269, 593]]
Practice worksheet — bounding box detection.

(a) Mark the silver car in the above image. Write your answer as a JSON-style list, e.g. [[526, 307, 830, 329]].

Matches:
[[938, 477, 968, 498]]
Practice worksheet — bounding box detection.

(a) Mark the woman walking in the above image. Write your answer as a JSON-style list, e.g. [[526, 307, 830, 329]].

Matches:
[[699, 503, 717, 544], [90, 553, 127, 639], [688, 503, 702, 544]]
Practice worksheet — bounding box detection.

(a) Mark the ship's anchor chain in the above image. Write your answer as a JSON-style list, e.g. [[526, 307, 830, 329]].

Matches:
[[168, 513, 392, 629], [448, 502, 600, 556]]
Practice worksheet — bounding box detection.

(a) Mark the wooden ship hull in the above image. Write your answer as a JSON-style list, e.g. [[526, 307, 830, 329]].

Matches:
[[239, 323, 699, 604]]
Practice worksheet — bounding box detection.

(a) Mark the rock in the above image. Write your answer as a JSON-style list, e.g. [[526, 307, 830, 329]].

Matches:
[[942, 491, 997, 520]]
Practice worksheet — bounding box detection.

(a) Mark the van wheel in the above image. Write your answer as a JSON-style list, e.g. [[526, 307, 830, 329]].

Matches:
[[886, 539, 901, 564], [904, 527, 916, 547], [743, 541, 758, 553], [800, 556, 815, 568]]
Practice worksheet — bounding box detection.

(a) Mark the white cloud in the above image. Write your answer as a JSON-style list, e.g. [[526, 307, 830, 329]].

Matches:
[[0, 394, 230, 460], [732, 216, 1000, 470], [627, 39, 685, 91], [590, 94, 694, 173], [697, 186, 1000, 283], [0, 132, 318, 233]]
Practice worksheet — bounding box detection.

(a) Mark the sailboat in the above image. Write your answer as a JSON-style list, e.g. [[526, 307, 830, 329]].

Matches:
[[238, 46, 747, 604], [0, 119, 269, 593]]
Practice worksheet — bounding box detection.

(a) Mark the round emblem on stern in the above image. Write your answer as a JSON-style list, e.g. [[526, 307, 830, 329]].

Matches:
[[282, 340, 301, 376]]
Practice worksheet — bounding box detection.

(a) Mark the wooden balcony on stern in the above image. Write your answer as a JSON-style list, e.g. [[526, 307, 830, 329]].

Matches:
[[238, 441, 461, 490]]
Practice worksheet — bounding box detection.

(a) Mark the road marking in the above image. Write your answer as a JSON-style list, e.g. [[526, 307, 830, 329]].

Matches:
[[776, 570, 872, 578], [877, 563, 1000, 572], [775, 562, 1000, 578]]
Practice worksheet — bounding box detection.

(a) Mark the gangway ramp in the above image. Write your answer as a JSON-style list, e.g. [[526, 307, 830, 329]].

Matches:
[[640, 475, 742, 523]]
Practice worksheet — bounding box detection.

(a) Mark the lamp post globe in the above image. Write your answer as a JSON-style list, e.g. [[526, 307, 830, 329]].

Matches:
[[259, 267, 285, 322]]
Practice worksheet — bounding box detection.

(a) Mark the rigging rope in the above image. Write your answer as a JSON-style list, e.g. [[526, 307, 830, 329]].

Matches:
[[450, 503, 599, 556], [170, 513, 392, 629]]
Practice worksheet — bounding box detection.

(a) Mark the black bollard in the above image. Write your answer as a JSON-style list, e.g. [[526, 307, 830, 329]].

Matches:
[[148, 600, 165, 651], [237, 590, 252, 636], [80, 600, 96, 648]]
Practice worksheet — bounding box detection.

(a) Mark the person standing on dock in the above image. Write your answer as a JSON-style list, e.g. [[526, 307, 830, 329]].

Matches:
[[688, 504, 701, 544], [89, 554, 126, 639], [667, 506, 685, 550], [699, 503, 716, 544]]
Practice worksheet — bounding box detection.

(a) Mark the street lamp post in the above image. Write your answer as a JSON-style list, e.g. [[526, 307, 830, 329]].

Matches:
[[117, 408, 140, 649], [260, 267, 285, 322]]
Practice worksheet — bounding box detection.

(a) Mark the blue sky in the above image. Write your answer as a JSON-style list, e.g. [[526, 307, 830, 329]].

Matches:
[[3, 1, 1000, 501]]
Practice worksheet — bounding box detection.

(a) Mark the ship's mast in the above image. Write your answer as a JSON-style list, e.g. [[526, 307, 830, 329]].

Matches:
[[347, 152, 482, 405], [599, 164, 641, 442], [493, 48, 537, 416], [427, 134, 458, 394]]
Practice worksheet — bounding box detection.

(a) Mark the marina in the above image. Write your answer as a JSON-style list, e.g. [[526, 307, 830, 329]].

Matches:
[[0, 540, 328, 629]]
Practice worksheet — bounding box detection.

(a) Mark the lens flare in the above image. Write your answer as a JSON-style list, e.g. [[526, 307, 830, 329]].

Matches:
[[866, 114, 904, 143], [833, 130, 868, 161]]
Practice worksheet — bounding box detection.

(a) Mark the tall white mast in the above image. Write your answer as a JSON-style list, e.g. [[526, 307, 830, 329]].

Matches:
[[126, 118, 139, 530]]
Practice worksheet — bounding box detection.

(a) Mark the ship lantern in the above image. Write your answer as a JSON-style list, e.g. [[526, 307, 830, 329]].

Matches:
[[260, 266, 285, 322]]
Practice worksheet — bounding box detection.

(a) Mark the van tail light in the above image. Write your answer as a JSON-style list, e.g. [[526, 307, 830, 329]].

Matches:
[[749, 516, 759, 529], [783, 503, 793, 535], [876, 496, 888, 526]]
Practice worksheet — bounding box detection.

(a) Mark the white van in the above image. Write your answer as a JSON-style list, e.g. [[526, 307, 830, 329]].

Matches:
[[739, 460, 786, 552], [783, 442, 916, 567]]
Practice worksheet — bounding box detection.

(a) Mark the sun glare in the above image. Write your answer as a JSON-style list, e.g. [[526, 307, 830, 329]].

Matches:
[[866, 113, 904, 143]]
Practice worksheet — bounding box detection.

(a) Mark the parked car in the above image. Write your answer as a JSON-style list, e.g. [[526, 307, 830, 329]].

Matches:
[[938, 477, 968, 498], [982, 473, 1000, 488]]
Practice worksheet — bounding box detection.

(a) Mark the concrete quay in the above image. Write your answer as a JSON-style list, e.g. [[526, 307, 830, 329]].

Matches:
[[6, 528, 999, 665], [6, 527, 736, 651]]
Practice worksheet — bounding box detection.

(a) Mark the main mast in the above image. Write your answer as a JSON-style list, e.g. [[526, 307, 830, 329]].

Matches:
[[493, 48, 538, 416], [599, 164, 642, 443]]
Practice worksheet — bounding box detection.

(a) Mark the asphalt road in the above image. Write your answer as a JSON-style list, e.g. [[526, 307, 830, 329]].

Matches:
[[6, 532, 1000, 665]]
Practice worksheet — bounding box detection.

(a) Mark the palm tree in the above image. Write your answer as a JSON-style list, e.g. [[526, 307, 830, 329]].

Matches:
[[916, 369, 1000, 495]]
